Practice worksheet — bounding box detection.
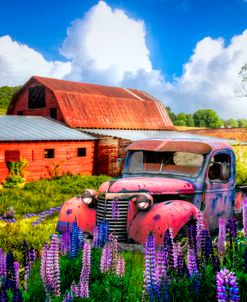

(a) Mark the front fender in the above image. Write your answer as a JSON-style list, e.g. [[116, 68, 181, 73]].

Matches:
[[127, 200, 202, 246], [57, 196, 96, 235]]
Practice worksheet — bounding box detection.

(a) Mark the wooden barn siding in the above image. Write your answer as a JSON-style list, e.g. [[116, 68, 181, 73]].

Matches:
[[94, 137, 132, 176], [0, 141, 95, 183], [8, 80, 64, 122]]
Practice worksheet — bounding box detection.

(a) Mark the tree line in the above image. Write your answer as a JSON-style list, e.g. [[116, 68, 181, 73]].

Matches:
[[166, 107, 247, 129]]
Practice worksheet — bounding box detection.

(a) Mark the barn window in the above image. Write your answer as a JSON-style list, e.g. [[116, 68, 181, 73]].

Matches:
[[50, 108, 57, 119], [44, 149, 54, 159], [28, 85, 45, 109], [5, 150, 20, 162], [78, 148, 86, 157], [17, 111, 24, 115]]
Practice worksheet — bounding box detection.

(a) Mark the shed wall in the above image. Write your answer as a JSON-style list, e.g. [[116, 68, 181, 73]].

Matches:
[[0, 141, 95, 183]]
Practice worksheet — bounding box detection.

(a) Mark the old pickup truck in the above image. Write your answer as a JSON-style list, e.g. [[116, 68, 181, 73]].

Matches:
[[57, 138, 247, 245]]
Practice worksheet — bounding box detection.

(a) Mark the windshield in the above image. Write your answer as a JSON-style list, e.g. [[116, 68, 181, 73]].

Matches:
[[124, 150, 204, 177]]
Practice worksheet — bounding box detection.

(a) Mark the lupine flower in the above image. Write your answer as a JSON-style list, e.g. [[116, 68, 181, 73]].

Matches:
[[156, 248, 166, 286], [71, 281, 80, 297], [41, 243, 48, 292], [163, 228, 176, 269], [22, 240, 30, 291], [175, 242, 184, 272], [98, 220, 109, 247], [6, 251, 15, 290], [187, 248, 198, 277], [243, 197, 247, 238], [31, 205, 62, 226], [0, 248, 6, 276], [62, 291, 74, 302], [216, 268, 240, 302], [80, 240, 91, 298], [13, 261, 20, 289], [78, 229, 84, 249], [116, 256, 125, 277], [12, 289, 23, 302], [111, 234, 119, 273], [51, 235, 61, 297], [100, 243, 112, 273], [112, 199, 120, 219], [196, 212, 205, 255], [226, 217, 237, 247], [70, 220, 80, 259], [201, 229, 213, 264], [92, 225, 99, 248], [143, 233, 160, 301], [217, 217, 226, 257], [60, 227, 70, 256], [188, 222, 197, 254]]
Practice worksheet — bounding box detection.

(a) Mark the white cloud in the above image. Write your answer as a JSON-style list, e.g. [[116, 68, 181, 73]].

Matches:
[[0, 35, 71, 86], [168, 31, 247, 118], [60, 0, 152, 84]]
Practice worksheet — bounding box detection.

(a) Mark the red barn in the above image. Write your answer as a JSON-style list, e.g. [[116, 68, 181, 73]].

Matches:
[[0, 116, 96, 183], [7, 76, 174, 176]]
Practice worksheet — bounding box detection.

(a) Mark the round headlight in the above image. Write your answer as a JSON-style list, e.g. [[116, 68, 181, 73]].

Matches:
[[136, 193, 153, 211], [81, 189, 96, 206]]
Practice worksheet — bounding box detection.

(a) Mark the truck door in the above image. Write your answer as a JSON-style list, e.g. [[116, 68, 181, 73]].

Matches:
[[204, 149, 235, 229]]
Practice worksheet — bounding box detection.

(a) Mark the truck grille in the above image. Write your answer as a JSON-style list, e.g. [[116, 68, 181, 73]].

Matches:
[[96, 198, 129, 242]]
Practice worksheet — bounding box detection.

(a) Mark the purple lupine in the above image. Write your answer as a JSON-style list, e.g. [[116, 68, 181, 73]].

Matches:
[[217, 217, 226, 257], [6, 251, 15, 290], [156, 248, 166, 287], [71, 281, 80, 297], [143, 233, 160, 301], [196, 212, 205, 255], [216, 268, 240, 302], [12, 289, 23, 302], [80, 240, 91, 298], [201, 229, 213, 264], [226, 217, 237, 251], [62, 291, 74, 302], [22, 240, 29, 291], [51, 235, 61, 297], [60, 228, 70, 256], [13, 261, 20, 289], [46, 240, 55, 293], [116, 256, 125, 277], [78, 229, 84, 249], [243, 197, 247, 238], [98, 220, 109, 247], [0, 248, 6, 276], [92, 225, 99, 248], [163, 228, 176, 269], [112, 199, 120, 219], [188, 222, 197, 253], [244, 247, 247, 273], [187, 248, 199, 277], [175, 242, 184, 272], [40, 243, 48, 292], [112, 235, 119, 273], [100, 243, 112, 273]]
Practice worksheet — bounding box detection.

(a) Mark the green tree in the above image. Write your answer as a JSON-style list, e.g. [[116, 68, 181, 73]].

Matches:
[[175, 113, 187, 126], [237, 118, 247, 128], [0, 85, 20, 114], [193, 109, 223, 128], [223, 118, 238, 128], [166, 106, 177, 124], [186, 114, 195, 127]]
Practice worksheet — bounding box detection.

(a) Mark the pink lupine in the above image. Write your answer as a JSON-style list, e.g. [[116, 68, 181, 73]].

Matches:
[[80, 240, 91, 298], [100, 244, 112, 273], [51, 235, 61, 297], [216, 268, 240, 302], [92, 225, 99, 248], [243, 197, 247, 238], [218, 217, 226, 257], [116, 256, 125, 277], [112, 235, 119, 273], [156, 248, 166, 287]]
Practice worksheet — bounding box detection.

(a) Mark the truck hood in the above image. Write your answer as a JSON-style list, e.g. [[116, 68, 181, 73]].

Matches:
[[98, 177, 195, 195]]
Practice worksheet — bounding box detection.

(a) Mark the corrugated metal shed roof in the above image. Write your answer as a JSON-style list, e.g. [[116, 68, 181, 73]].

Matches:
[[22, 76, 174, 130], [82, 129, 244, 145], [183, 128, 247, 142], [0, 116, 96, 141]]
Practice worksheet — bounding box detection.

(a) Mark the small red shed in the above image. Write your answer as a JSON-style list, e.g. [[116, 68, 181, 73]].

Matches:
[[0, 116, 96, 183], [7, 76, 175, 176]]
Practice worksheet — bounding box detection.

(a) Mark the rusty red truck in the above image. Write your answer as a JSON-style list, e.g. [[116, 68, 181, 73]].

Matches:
[[57, 138, 247, 245]]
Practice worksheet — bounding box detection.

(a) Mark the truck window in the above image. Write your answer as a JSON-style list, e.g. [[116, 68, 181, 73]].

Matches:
[[208, 154, 231, 181]]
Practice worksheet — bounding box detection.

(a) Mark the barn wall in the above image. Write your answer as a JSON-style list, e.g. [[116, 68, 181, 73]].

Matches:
[[8, 79, 65, 122], [94, 137, 132, 176], [0, 141, 95, 183]]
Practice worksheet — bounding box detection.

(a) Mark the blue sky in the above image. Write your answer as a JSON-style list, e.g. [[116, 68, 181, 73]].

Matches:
[[1, 0, 247, 117]]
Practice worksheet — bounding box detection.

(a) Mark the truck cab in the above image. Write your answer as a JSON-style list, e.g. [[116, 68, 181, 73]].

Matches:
[[57, 138, 246, 245]]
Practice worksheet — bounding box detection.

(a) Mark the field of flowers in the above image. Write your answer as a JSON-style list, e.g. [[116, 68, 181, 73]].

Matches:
[[0, 175, 246, 301]]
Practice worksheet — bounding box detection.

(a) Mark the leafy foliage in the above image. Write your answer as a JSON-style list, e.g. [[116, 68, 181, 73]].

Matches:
[[234, 146, 247, 184], [3, 159, 29, 188], [193, 109, 223, 128], [0, 85, 20, 114]]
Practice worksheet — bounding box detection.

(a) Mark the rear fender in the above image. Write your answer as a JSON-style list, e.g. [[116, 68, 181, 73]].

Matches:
[[127, 200, 203, 246], [57, 196, 96, 234]]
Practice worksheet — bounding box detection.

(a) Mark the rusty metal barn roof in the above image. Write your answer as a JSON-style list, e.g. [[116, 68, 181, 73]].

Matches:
[[0, 116, 96, 141], [27, 76, 174, 130], [82, 129, 244, 145], [182, 128, 247, 142]]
